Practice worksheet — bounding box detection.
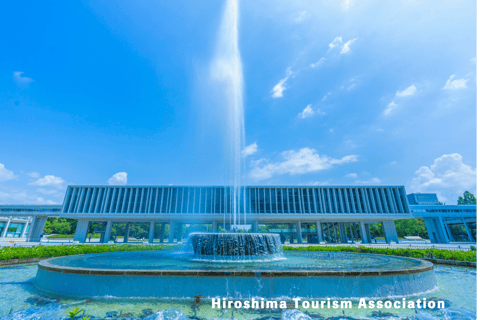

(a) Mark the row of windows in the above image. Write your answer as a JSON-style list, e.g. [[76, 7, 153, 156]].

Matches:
[[0, 208, 61, 212], [63, 186, 409, 215]]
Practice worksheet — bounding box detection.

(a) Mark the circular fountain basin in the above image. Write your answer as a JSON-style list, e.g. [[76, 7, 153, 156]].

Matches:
[[189, 232, 282, 260], [35, 250, 436, 299]]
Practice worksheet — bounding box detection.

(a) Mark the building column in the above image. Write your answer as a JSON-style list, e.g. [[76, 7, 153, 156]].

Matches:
[[169, 221, 175, 243], [349, 224, 354, 243], [1, 218, 11, 238], [212, 221, 218, 232], [124, 222, 131, 243], [382, 221, 399, 244], [289, 224, 294, 243], [463, 219, 474, 242], [423, 218, 439, 243], [437, 217, 450, 244], [252, 221, 259, 233], [73, 220, 90, 243], [103, 220, 113, 243], [339, 223, 348, 243], [365, 224, 372, 243], [316, 221, 323, 243], [296, 221, 303, 244], [159, 223, 165, 243], [21, 222, 29, 238], [176, 223, 183, 242], [26, 216, 48, 242], [148, 221, 155, 243], [359, 221, 369, 244], [334, 223, 339, 243]]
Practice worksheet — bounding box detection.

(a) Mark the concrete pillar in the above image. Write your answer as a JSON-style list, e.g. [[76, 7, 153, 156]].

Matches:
[[334, 223, 339, 243], [1, 218, 11, 238], [148, 221, 155, 243], [289, 224, 294, 243], [444, 222, 454, 241], [349, 224, 354, 243], [316, 221, 323, 243], [176, 223, 183, 242], [21, 221, 29, 238], [74, 220, 90, 243], [339, 223, 348, 243], [124, 222, 131, 243], [169, 221, 175, 243], [296, 221, 303, 244], [159, 223, 165, 243], [213, 221, 218, 232], [365, 224, 372, 243], [359, 222, 369, 244], [26, 216, 48, 242], [103, 220, 113, 243], [382, 221, 399, 244], [463, 219, 474, 242], [252, 221, 259, 233]]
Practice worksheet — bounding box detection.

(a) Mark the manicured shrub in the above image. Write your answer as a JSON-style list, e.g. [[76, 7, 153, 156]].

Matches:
[[0, 244, 179, 261], [282, 246, 476, 262]]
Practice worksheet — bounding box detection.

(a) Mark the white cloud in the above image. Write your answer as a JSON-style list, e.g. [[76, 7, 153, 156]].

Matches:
[[271, 68, 293, 98], [395, 85, 416, 97], [329, 37, 343, 50], [28, 172, 40, 178], [410, 153, 476, 204], [298, 104, 315, 119], [298, 105, 325, 119], [29, 175, 65, 188], [355, 177, 381, 184], [249, 147, 358, 180], [108, 172, 128, 185], [383, 101, 397, 115], [0, 163, 16, 182], [242, 142, 258, 157], [13, 71, 34, 84], [345, 173, 358, 179], [294, 11, 307, 23], [310, 57, 326, 68], [390, 161, 398, 166], [347, 84, 356, 90], [443, 74, 468, 89], [340, 38, 358, 54]]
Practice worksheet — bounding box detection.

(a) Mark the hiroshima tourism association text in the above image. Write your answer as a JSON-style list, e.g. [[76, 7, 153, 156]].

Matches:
[[211, 298, 445, 310]]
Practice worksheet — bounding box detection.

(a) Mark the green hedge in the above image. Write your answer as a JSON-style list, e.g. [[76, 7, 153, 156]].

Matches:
[[283, 246, 476, 262], [47, 234, 101, 239], [0, 244, 178, 261]]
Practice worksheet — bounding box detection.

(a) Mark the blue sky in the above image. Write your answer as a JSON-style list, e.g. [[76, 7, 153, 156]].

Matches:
[[0, 0, 476, 205]]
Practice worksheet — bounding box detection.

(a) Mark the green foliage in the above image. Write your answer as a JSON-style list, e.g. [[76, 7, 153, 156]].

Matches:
[[283, 245, 476, 262], [44, 218, 77, 235], [0, 244, 179, 261], [458, 191, 476, 205], [68, 307, 83, 320], [394, 218, 428, 239]]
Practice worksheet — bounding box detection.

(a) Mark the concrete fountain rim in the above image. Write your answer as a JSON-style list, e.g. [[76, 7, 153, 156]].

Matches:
[[37, 252, 434, 277]]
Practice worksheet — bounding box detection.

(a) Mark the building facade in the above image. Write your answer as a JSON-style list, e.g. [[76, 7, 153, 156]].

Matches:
[[0, 187, 475, 244]]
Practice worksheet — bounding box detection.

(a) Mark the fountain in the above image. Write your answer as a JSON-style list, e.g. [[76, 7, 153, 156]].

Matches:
[[189, 233, 283, 261], [32, 0, 437, 302]]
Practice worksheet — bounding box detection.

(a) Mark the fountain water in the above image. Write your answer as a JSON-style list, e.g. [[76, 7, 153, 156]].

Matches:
[[210, 0, 245, 228]]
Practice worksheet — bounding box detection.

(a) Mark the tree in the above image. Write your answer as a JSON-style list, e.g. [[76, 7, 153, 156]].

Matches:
[[458, 191, 476, 205], [394, 218, 428, 239]]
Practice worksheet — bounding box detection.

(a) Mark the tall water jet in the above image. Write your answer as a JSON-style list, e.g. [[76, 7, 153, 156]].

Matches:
[[210, 0, 245, 228]]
